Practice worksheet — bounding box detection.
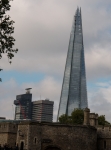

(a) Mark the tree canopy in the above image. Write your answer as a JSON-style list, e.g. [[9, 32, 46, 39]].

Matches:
[[59, 110, 110, 126], [98, 115, 110, 126], [0, 0, 18, 63], [59, 109, 84, 125], [71, 109, 84, 125]]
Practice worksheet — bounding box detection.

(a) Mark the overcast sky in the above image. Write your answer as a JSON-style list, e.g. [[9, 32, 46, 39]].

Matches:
[[0, 0, 111, 122]]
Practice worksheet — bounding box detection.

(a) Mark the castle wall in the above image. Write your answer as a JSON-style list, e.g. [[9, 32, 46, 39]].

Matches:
[[0, 133, 8, 146], [0, 122, 18, 148], [41, 124, 97, 150], [16, 124, 29, 150], [16, 122, 97, 150], [1, 118, 111, 150], [97, 125, 111, 150], [28, 124, 41, 150]]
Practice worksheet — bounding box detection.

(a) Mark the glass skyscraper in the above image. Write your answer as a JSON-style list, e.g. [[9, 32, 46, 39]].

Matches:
[[57, 7, 88, 120]]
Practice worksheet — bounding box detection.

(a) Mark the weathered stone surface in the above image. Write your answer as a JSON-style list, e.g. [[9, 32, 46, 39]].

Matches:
[[16, 122, 97, 150], [41, 124, 97, 150], [97, 125, 111, 150], [0, 121, 111, 150], [0, 122, 18, 148]]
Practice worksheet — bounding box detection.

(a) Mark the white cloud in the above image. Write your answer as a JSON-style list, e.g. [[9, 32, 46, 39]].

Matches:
[[86, 46, 111, 79]]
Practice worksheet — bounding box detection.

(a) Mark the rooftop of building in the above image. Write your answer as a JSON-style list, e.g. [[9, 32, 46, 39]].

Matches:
[[32, 99, 54, 104]]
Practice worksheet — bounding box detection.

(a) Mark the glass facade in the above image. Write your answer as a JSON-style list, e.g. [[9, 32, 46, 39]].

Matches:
[[14, 93, 32, 120], [57, 8, 88, 119]]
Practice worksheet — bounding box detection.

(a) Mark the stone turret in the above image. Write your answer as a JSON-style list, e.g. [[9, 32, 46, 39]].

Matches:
[[90, 113, 96, 126], [84, 108, 90, 125], [89, 113, 98, 127]]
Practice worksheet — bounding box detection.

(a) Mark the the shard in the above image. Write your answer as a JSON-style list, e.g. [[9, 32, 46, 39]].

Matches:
[[57, 7, 88, 120]]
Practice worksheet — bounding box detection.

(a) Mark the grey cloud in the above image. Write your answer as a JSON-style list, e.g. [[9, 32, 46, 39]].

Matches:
[[5, 0, 111, 80], [89, 89, 111, 123], [1, 0, 111, 121]]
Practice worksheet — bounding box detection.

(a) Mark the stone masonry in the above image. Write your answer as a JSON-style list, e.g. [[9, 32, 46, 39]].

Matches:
[[0, 108, 111, 150], [0, 122, 18, 148], [16, 122, 97, 150]]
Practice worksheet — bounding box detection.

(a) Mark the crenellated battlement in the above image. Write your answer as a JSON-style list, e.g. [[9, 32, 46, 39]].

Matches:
[[0, 122, 18, 133], [97, 125, 111, 131]]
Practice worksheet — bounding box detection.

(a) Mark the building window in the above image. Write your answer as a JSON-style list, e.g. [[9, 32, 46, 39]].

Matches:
[[104, 141, 106, 149], [34, 137, 37, 144]]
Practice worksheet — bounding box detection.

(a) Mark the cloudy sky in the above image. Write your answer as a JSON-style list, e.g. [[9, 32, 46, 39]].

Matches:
[[0, 0, 111, 122]]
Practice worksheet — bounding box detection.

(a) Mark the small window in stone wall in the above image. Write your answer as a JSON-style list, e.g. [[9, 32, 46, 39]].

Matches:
[[34, 137, 37, 144], [104, 140, 106, 149]]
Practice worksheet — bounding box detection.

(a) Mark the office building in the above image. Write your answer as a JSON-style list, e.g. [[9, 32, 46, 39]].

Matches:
[[14, 89, 54, 122], [32, 99, 54, 122], [57, 7, 88, 120], [14, 88, 32, 120]]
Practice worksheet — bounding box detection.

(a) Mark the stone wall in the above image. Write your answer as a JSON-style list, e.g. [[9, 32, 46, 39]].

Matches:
[[17, 122, 97, 150], [0, 133, 8, 146], [41, 124, 97, 150], [0, 122, 17, 148], [28, 124, 41, 150], [7, 133, 17, 148], [16, 124, 29, 150], [97, 125, 111, 150]]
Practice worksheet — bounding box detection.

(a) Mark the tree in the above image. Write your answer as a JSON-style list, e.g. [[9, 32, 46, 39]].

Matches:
[[71, 109, 84, 125], [98, 115, 105, 126], [0, 0, 18, 63], [59, 109, 84, 125], [98, 115, 110, 126], [59, 114, 68, 124]]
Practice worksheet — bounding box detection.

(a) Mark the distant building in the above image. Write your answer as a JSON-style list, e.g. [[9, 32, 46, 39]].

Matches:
[[0, 117, 6, 120], [32, 99, 54, 122], [14, 89, 54, 122], [14, 88, 32, 120]]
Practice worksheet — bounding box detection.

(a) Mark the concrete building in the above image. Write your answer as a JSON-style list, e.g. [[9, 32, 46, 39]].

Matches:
[[32, 99, 54, 122], [14, 89, 54, 122], [0, 117, 6, 120]]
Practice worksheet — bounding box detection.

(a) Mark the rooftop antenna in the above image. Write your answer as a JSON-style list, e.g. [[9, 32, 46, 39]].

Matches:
[[25, 88, 32, 94]]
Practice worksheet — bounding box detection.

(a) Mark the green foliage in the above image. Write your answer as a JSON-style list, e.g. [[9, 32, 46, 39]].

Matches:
[[98, 115, 110, 126], [98, 115, 105, 126], [59, 114, 68, 124], [0, 0, 18, 64], [59, 109, 84, 125], [71, 109, 84, 125], [59, 110, 111, 126]]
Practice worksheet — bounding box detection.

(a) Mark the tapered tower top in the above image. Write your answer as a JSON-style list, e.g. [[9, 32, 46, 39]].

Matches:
[[57, 7, 87, 120]]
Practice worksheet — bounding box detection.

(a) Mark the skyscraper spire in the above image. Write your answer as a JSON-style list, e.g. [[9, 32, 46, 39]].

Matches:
[[57, 7, 88, 120]]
